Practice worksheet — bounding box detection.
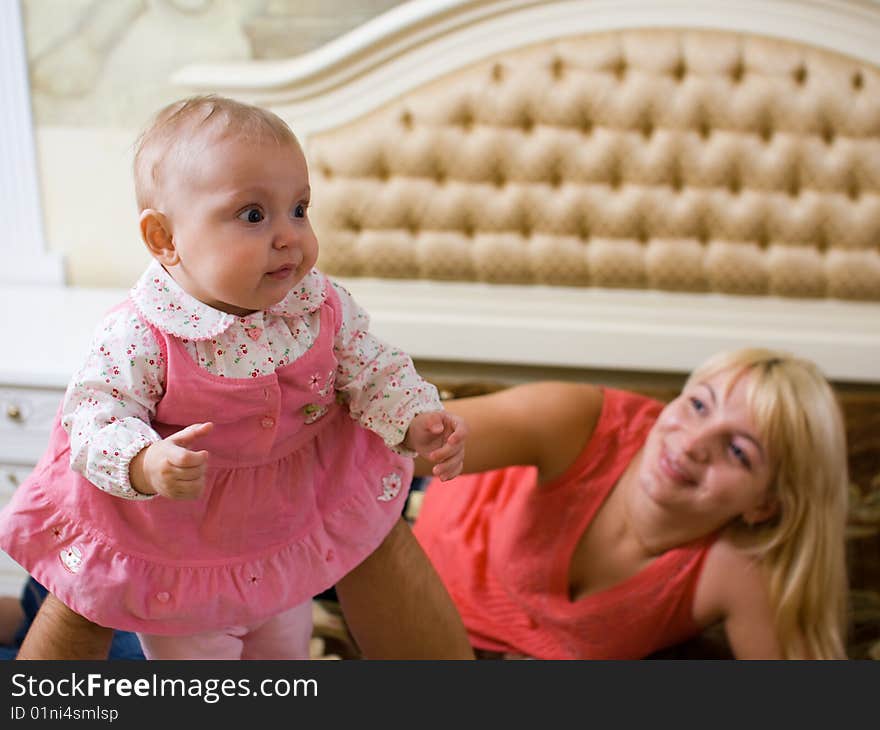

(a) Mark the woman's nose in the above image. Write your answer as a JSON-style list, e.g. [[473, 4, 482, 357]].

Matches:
[[681, 429, 710, 462]]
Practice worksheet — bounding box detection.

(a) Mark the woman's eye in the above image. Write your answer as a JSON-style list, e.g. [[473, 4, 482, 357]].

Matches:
[[689, 397, 705, 413], [238, 207, 263, 223], [730, 442, 751, 469], [292, 203, 308, 218]]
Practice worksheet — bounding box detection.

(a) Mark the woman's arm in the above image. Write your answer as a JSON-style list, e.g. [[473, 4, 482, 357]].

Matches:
[[414, 381, 604, 483], [693, 538, 784, 659]]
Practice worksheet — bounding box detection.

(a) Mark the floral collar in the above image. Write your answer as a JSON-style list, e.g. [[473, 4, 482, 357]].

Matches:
[[129, 260, 327, 341]]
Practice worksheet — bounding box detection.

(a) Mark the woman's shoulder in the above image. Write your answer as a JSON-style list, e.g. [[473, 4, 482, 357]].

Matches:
[[693, 532, 771, 625], [703, 532, 758, 570], [693, 532, 782, 658]]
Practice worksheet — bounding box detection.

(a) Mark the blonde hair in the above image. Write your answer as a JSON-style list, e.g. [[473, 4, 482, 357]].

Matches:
[[686, 348, 849, 659], [133, 94, 299, 211]]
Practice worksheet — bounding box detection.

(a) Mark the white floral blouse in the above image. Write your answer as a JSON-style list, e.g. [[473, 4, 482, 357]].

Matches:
[[61, 260, 440, 499]]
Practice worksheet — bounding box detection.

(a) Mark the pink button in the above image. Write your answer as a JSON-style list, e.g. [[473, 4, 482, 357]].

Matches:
[[325, 549, 335, 562], [156, 592, 170, 603], [261, 417, 275, 429]]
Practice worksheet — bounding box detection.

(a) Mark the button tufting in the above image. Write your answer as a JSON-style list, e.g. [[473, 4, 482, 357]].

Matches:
[[325, 549, 335, 562], [156, 592, 170, 603], [261, 416, 275, 429]]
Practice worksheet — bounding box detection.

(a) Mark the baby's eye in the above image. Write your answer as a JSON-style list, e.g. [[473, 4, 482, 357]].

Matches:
[[238, 207, 264, 223], [292, 203, 308, 219], [689, 397, 705, 413]]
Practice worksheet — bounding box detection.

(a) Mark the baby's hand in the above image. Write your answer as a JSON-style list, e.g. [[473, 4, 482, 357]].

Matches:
[[404, 411, 467, 481], [130, 422, 213, 499]]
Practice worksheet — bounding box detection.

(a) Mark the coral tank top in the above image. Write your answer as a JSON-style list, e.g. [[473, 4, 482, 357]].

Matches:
[[413, 388, 715, 659]]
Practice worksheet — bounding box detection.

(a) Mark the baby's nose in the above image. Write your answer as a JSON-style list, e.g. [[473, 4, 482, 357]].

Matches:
[[273, 221, 299, 248]]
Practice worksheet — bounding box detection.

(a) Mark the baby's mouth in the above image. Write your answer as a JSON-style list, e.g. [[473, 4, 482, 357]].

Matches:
[[266, 265, 294, 279]]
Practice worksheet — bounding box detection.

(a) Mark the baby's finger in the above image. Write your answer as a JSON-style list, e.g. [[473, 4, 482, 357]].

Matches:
[[164, 481, 204, 500], [418, 411, 446, 435], [438, 446, 464, 466], [432, 456, 464, 482], [167, 464, 206, 481], [428, 439, 464, 463], [168, 447, 210, 468], [166, 422, 214, 448], [443, 414, 467, 439]]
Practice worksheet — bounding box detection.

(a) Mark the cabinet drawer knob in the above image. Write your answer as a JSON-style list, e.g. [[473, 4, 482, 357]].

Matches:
[[6, 404, 22, 421]]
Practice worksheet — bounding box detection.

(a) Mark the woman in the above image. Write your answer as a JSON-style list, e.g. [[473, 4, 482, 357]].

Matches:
[[413, 348, 849, 659]]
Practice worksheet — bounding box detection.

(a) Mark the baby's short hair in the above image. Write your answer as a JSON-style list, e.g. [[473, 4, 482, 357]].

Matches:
[[133, 94, 299, 211]]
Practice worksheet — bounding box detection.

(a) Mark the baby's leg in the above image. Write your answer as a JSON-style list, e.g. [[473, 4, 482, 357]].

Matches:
[[240, 601, 312, 660], [139, 602, 311, 660], [138, 629, 245, 660], [336, 517, 474, 659]]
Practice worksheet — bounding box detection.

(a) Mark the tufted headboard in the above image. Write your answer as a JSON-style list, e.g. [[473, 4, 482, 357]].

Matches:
[[173, 0, 880, 384], [308, 29, 879, 300]]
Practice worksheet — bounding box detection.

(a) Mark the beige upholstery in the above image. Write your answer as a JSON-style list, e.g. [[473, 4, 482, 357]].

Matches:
[[308, 29, 880, 300]]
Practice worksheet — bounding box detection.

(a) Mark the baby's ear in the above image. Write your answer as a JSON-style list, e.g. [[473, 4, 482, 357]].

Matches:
[[139, 209, 178, 265]]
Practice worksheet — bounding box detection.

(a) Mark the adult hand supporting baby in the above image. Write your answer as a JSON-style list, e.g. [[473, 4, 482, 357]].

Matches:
[[16, 593, 112, 660], [129, 422, 213, 499]]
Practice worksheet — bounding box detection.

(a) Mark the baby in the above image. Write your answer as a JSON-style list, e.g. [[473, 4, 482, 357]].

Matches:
[[0, 95, 465, 659]]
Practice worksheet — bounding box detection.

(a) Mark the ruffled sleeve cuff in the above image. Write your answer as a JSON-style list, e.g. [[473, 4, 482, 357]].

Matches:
[[82, 418, 161, 500], [371, 381, 443, 457]]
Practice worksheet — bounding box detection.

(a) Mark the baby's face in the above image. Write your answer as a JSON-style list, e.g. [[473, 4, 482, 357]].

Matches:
[[160, 134, 317, 315]]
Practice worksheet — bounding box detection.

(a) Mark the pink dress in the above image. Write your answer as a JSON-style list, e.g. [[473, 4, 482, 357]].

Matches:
[[0, 281, 412, 635]]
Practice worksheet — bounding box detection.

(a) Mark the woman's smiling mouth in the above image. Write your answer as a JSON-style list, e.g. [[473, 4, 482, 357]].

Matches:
[[659, 447, 697, 486]]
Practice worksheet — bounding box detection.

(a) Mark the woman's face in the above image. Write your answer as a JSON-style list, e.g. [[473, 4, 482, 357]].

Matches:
[[638, 370, 777, 533]]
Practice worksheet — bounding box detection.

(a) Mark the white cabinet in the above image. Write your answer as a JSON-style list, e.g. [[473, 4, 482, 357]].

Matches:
[[0, 387, 66, 595], [0, 285, 125, 597]]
